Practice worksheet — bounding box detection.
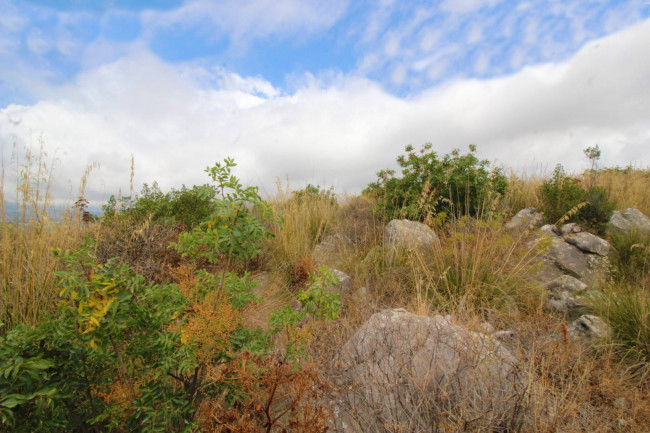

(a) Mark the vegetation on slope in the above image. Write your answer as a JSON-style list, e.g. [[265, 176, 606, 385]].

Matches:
[[1, 143, 650, 431]]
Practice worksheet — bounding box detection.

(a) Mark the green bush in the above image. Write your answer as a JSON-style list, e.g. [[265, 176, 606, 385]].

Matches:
[[0, 158, 338, 432], [365, 144, 507, 222], [292, 184, 337, 206], [539, 164, 616, 234], [102, 182, 218, 229]]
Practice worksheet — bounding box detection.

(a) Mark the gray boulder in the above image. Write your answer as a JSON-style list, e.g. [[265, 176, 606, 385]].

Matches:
[[384, 219, 439, 251], [609, 208, 650, 235], [569, 315, 611, 341], [564, 232, 611, 256], [544, 238, 610, 285], [332, 309, 527, 432], [547, 238, 591, 279], [504, 208, 544, 232]]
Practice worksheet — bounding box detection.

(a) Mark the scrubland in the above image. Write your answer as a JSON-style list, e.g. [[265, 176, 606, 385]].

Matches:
[[1, 145, 649, 432]]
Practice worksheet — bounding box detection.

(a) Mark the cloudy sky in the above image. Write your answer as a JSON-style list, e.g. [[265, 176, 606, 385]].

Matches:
[[1, 0, 649, 205]]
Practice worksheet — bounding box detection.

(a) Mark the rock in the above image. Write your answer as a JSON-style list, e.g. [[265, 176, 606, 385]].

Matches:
[[609, 208, 650, 235], [353, 286, 370, 302], [560, 223, 581, 235], [540, 224, 560, 237], [384, 219, 439, 251], [546, 275, 588, 293], [544, 275, 590, 317], [564, 232, 610, 256], [547, 238, 591, 279], [332, 309, 527, 432], [328, 269, 352, 294], [504, 208, 544, 232], [569, 315, 611, 341]]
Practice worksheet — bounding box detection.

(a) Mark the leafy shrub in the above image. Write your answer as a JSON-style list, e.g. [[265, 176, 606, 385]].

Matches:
[[0, 158, 338, 432], [365, 144, 507, 222], [539, 164, 616, 234], [292, 184, 337, 206], [103, 182, 218, 229]]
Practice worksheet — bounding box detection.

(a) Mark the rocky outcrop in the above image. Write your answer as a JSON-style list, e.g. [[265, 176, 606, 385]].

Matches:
[[504, 207, 544, 232], [537, 224, 611, 287], [332, 309, 527, 432], [384, 219, 439, 252], [609, 208, 650, 235]]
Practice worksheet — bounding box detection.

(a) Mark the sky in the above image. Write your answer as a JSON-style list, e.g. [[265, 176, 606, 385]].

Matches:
[[1, 0, 650, 207]]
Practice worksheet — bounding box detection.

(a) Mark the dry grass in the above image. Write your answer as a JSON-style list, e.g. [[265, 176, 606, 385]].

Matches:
[[504, 170, 545, 213], [261, 180, 340, 286], [593, 167, 650, 216], [3, 151, 650, 431], [0, 144, 89, 330]]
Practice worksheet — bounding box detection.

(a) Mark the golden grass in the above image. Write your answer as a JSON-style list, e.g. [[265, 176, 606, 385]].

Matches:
[[261, 180, 340, 285], [593, 167, 650, 216], [0, 143, 91, 330]]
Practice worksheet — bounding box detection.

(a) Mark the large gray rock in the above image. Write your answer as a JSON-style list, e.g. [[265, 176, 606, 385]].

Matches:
[[384, 219, 439, 251], [564, 232, 611, 256], [609, 208, 650, 235], [504, 208, 544, 232], [332, 309, 527, 432], [547, 238, 591, 279]]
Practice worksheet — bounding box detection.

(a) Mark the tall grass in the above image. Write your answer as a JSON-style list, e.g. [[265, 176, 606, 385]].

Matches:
[[594, 167, 650, 216], [262, 180, 339, 285], [0, 143, 90, 331]]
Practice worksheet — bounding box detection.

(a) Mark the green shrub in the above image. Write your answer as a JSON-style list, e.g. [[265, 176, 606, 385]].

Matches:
[[0, 158, 337, 431], [365, 144, 507, 222], [103, 182, 218, 229], [539, 164, 616, 234], [292, 184, 337, 206]]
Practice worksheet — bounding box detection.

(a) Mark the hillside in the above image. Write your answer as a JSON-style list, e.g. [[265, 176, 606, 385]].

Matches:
[[1, 149, 650, 432]]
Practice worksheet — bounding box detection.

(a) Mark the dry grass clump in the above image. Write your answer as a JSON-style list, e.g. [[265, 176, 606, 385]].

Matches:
[[505, 170, 545, 213], [261, 181, 339, 286], [0, 144, 89, 330], [594, 167, 650, 216]]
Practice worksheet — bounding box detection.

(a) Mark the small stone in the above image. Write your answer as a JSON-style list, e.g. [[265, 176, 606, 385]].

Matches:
[[560, 223, 581, 235], [569, 315, 611, 341], [328, 269, 352, 294], [504, 208, 544, 232], [540, 224, 560, 237]]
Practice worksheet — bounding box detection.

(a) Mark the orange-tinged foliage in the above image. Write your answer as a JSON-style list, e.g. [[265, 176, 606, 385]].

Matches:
[[182, 291, 239, 363]]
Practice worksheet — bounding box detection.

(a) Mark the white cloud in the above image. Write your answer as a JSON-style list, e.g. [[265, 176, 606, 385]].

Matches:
[[440, 0, 504, 14], [141, 0, 349, 46], [1, 18, 649, 207]]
